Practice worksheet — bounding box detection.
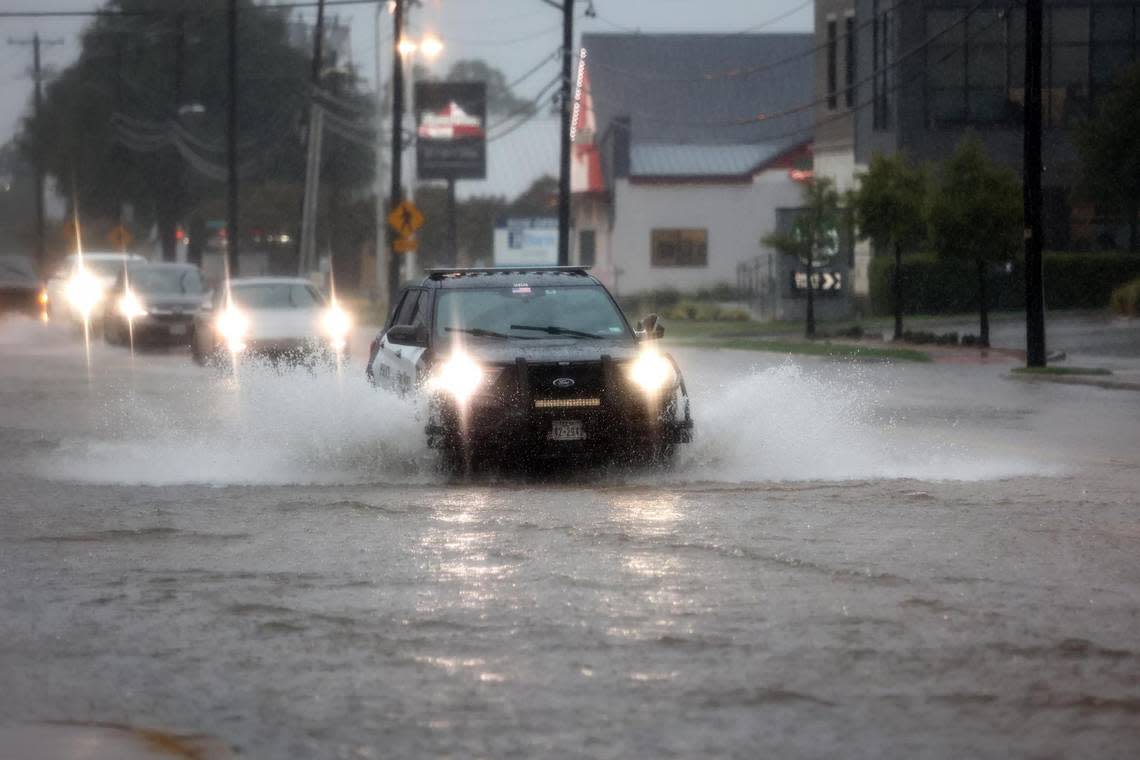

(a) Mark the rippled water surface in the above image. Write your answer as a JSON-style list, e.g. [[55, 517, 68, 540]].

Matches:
[[1, 316, 1138, 758]]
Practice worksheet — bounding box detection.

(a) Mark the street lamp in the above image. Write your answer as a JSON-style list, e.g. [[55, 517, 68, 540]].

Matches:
[[397, 32, 443, 60]]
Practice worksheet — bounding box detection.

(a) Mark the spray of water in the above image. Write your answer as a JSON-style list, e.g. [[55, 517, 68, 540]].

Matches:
[[34, 354, 1048, 487], [41, 362, 431, 486], [672, 362, 1047, 483]]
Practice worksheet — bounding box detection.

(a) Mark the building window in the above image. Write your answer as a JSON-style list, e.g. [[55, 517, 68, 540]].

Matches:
[[651, 229, 707, 268], [1092, 5, 1136, 103], [927, 4, 1138, 129], [578, 229, 596, 267], [872, 1, 891, 130], [845, 15, 856, 108], [827, 19, 838, 110]]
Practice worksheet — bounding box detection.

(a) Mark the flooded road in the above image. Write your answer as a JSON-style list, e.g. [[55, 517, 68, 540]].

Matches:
[[1, 316, 1138, 758]]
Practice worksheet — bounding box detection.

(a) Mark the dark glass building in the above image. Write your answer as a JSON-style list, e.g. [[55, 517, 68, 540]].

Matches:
[[851, 0, 1140, 250]]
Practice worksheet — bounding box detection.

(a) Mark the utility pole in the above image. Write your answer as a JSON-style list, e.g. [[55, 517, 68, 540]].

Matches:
[[299, 0, 327, 275], [226, 0, 240, 276], [165, 14, 187, 263], [557, 0, 573, 266], [1023, 0, 1046, 367], [374, 2, 390, 308], [9, 33, 62, 274], [388, 0, 405, 300]]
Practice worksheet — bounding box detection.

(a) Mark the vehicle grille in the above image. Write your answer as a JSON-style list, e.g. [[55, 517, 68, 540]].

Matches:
[[533, 398, 601, 409]]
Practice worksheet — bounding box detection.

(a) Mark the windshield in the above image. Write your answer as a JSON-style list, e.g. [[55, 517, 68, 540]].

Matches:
[[434, 285, 630, 340], [128, 268, 204, 295], [229, 283, 323, 310], [83, 259, 132, 279]]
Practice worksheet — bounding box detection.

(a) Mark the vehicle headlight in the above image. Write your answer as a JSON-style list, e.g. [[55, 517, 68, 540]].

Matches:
[[428, 351, 484, 403], [628, 350, 675, 394], [215, 307, 249, 352], [322, 305, 352, 349], [64, 269, 105, 316], [117, 291, 148, 319]]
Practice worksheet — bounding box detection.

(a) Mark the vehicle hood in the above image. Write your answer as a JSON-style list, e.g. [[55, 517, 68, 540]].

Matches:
[[140, 293, 207, 312], [455, 338, 643, 366], [246, 308, 325, 341]]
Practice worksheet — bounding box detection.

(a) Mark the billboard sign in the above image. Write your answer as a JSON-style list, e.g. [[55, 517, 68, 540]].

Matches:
[[415, 81, 487, 180], [493, 217, 558, 267]]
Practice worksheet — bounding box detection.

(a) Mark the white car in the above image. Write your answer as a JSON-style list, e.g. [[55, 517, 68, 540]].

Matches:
[[191, 277, 352, 366], [44, 251, 147, 327]]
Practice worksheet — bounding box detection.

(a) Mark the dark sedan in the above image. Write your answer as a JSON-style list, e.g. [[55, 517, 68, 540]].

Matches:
[[102, 262, 207, 348]]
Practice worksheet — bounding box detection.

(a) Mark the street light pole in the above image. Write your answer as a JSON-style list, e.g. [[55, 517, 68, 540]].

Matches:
[[226, 0, 240, 277], [1023, 0, 1046, 367], [298, 0, 326, 275], [557, 0, 573, 266], [8, 33, 62, 274], [388, 0, 405, 301], [374, 2, 390, 309]]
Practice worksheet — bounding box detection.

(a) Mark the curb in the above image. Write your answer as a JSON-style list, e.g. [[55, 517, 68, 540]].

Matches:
[[1005, 373, 1140, 392]]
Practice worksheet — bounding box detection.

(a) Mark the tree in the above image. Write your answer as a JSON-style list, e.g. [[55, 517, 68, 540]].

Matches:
[[852, 152, 927, 340], [763, 176, 841, 339], [928, 135, 1022, 348], [1077, 61, 1140, 252], [19, 0, 373, 263], [442, 59, 536, 116]]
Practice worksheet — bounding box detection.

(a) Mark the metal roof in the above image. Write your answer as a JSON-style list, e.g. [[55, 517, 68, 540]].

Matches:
[[630, 143, 793, 178], [580, 33, 815, 147]]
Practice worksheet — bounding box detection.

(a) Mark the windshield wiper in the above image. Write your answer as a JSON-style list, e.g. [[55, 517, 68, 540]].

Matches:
[[509, 324, 603, 339], [445, 327, 511, 339]]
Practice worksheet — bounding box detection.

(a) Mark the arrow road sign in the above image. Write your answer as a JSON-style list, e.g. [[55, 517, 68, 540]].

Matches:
[[793, 271, 844, 291]]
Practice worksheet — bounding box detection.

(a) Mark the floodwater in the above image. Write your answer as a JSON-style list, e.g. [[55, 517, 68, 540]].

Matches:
[[1, 315, 1138, 758]]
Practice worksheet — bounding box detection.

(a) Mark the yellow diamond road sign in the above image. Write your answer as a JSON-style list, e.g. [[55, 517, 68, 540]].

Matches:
[[388, 200, 424, 238]]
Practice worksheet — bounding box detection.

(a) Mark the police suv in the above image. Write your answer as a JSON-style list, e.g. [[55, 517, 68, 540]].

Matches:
[[367, 267, 692, 467]]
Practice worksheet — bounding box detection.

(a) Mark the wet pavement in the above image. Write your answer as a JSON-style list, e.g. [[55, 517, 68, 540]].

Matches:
[[1, 315, 1138, 758]]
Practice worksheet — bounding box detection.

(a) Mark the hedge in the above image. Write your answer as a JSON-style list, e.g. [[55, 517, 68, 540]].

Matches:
[[869, 251, 1140, 316]]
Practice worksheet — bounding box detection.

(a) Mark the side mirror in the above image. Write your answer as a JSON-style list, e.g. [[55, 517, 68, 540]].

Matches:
[[386, 324, 427, 346], [637, 313, 665, 340]]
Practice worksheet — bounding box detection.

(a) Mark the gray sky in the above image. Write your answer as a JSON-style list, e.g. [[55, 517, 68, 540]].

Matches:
[[0, 0, 812, 196]]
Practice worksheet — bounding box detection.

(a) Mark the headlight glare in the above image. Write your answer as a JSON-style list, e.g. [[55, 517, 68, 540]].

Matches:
[[117, 291, 148, 319], [216, 307, 249, 352], [629, 350, 674, 393], [322, 305, 352, 348], [64, 269, 105, 316], [429, 351, 484, 402]]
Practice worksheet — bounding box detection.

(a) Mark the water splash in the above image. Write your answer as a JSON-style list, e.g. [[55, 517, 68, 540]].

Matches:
[[40, 362, 431, 486], [673, 362, 1049, 483]]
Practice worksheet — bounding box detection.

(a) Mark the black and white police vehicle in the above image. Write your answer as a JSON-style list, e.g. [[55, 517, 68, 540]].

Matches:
[[367, 267, 692, 467]]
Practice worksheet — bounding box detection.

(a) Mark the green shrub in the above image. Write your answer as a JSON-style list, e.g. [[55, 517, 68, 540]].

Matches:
[[1110, 277, 1140, 317], [869, 251, 1140, 316]]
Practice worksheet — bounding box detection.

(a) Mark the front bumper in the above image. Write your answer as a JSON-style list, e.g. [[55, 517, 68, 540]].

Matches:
[[425, 357, 692, 457], [233, 337, 347, 363], [127, 314, 195, 344]]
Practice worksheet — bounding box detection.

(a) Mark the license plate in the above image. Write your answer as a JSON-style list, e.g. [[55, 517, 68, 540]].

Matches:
[[169, 324, 188, 336], [548, 419, 585, 441]]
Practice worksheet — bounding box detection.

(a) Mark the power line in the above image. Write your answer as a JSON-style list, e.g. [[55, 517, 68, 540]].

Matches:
[[719, 2, 1015, 149], [0, 0, 380, 19], [584, 0, 920, 85], [588, 0, 811, 38], [581, 0, 996, 131]]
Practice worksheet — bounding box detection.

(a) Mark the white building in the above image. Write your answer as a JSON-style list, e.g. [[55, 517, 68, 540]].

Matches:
[[570, 33, 818, 299]]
